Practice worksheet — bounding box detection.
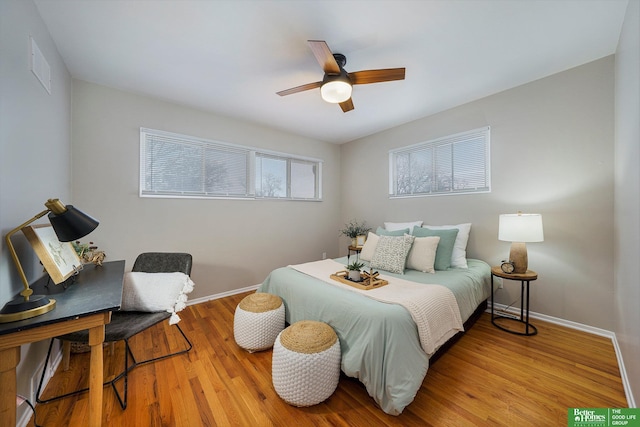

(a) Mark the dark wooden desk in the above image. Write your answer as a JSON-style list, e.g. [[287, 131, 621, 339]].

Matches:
[[0, 260, 124, 426]]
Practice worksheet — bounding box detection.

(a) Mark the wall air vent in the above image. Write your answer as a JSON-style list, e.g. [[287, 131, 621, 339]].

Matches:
[[30, 36, 51, 95]]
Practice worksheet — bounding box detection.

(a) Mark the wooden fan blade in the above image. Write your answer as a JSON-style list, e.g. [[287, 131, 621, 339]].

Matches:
[[340, 98, 354, 113], [276, 81, 322, 96], [308, 40, 340, 74], [350, 68, 406, 85]]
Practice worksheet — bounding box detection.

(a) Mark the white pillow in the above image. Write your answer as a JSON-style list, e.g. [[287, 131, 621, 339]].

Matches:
[[406, 236, 440, 273], [421, 223, 471, 269], [384, 221, 423, 232], [121, 272, 195, 324], [359, 232, 379, 262]]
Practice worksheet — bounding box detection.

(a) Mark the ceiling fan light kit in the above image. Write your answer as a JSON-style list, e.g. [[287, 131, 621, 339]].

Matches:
[[277, 40, 405, 112], [321, 73, 352, 103]]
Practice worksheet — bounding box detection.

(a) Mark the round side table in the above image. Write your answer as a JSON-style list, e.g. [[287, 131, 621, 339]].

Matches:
[[490, 266, 538, 336]]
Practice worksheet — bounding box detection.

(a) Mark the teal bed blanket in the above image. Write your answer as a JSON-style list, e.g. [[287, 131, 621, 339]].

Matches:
[[258, 257, 490, 415]]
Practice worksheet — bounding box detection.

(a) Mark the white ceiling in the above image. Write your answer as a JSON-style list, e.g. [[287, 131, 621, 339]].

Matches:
[[34, 0, 628, 144]]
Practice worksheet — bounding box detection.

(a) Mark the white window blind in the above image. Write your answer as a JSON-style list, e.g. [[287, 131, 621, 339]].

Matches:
[[140, 128, 322, 201], [389, 127, 490, 197]]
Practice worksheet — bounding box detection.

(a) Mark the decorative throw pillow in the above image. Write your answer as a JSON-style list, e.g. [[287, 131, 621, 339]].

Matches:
[[370, 234, 415, 274], [359, 232, 379, 261], [376, 226, 410, 236], [384, 221, 423, 232], [422, 223, 472, 268], [411, 226, 459, 270], [406, 236, 440, 273], [121, 272, 195, 324], [360, 229, 410, 261]]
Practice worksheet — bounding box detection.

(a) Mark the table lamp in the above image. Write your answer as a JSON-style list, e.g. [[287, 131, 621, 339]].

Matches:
[[0, 199, 99, 323], [498, 212, 544, 274]]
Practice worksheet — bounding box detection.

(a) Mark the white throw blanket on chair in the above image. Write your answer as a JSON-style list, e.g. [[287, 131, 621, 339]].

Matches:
[[121, 272, 195, 325]]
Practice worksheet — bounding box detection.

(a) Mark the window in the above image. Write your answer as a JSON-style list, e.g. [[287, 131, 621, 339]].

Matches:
[[389, 127, 490, 197], [255, 154, 319, 199], [140, 128, 322, 200]]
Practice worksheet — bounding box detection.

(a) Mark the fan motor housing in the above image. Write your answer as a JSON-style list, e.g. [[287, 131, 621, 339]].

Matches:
[[333, 53, 347, 70]]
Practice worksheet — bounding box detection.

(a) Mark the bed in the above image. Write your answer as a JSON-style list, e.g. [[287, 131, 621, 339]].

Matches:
[[258, 250, 491, 415]]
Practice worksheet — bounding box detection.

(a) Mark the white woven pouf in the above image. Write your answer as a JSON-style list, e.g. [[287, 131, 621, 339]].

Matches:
[[234, 293, 285, 352], [272, 320, 341, 407]]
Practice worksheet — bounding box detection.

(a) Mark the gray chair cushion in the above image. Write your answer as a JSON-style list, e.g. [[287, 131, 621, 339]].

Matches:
[[60, 311, 171, 343]]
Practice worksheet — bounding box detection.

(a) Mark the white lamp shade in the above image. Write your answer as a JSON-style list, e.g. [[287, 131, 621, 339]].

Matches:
[[498, 213, 544, 243], [321, 80, 352, 103]]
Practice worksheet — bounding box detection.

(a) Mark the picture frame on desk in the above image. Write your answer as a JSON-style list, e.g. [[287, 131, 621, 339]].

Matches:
[[22, 224, 83, 284], [356, 234, 367, 247]]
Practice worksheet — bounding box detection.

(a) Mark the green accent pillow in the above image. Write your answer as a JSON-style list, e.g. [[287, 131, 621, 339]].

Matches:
[[411, 226, 459, 270], [376, 226, 409, 236]]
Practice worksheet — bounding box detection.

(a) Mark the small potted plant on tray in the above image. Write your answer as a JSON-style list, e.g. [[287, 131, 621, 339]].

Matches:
[[345, 260, 366, 282]]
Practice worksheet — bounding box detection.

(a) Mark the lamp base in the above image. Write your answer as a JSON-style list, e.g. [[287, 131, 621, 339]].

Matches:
[[0, 295, 56, 323], [509, 242, 529, 274]]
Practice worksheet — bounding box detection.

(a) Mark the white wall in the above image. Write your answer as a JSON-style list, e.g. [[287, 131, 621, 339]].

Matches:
[[71, 80, 342, 299], [0, 0, 72, 419], [614, 0, 639, 407], [341, 57, 616, 330]]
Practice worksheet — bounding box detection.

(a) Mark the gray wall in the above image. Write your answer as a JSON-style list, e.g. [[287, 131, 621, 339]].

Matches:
[[614, 0, 639, 407], [71, 80, 342, 300], [0, 0, 72, 417], [341, 56, 616, 331]]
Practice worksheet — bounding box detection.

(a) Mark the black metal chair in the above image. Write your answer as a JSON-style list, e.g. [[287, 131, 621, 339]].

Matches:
[[37, 252, 194, 409]]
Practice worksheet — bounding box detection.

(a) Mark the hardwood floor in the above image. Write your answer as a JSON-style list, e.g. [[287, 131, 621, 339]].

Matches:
[[29, 291, 627, 426]]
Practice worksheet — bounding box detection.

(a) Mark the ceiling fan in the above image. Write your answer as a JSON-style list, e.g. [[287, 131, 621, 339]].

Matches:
[[277, 40, 405, 113]]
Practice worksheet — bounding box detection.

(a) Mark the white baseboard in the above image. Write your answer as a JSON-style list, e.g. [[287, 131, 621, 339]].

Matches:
[[186, 284, 260, 306], [490, 302, 636, 408]]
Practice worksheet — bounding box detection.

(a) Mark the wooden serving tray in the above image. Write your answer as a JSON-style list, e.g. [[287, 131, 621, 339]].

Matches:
[[330, 270, 389, 290]]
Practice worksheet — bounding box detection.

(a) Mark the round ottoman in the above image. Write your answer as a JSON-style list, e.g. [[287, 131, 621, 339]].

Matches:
[[272, 320, 341, 407], [234, 293, 285, 353]]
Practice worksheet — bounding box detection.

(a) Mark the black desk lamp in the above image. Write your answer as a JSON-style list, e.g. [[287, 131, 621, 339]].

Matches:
[[0, 199, 99, 323]]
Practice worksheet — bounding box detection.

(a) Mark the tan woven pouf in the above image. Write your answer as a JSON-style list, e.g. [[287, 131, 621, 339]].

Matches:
[[272, 320, 341, 407], [234, 293, 285, 352]]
